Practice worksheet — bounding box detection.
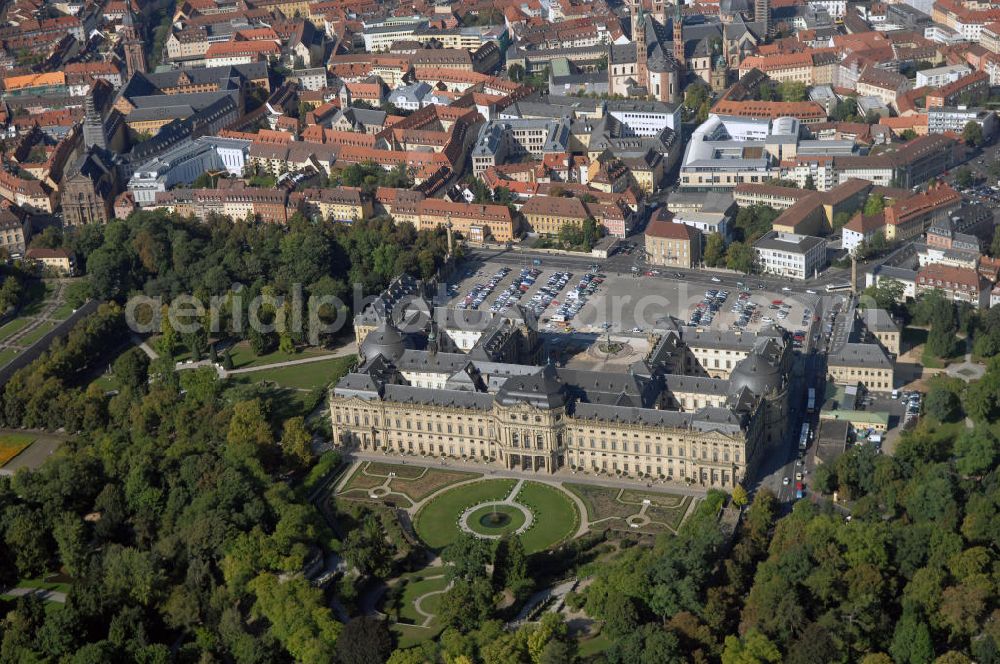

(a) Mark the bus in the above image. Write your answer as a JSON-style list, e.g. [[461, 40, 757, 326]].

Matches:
[[806, 388, 816, 413], [826, 282, 852, 293], [799, 423, 810, 450]]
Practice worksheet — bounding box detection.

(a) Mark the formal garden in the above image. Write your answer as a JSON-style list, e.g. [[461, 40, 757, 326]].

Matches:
[[565, 483, 692, 535]]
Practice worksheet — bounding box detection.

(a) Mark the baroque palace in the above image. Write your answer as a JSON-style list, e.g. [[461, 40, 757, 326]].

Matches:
[[330, 279, 791, 488]]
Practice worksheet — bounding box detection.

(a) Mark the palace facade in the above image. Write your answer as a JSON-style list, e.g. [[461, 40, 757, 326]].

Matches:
[[330, 303, 792, 488]]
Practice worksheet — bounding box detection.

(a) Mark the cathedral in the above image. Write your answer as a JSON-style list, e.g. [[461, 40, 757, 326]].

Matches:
[[609, 0, 768, 98]]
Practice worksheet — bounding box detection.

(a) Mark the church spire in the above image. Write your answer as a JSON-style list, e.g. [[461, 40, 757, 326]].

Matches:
[[673, 0, 685, 69], [121, 3, 148, 79]]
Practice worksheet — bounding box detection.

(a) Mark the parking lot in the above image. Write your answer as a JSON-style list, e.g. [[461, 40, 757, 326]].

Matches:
[[447, 259, 825, 344], [446, 263, 608, 332]]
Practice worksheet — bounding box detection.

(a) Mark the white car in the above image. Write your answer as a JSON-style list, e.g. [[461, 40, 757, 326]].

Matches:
[[711, 276, 722, 283], [806, 289, 816, 294], [782, 286, 792, 292], [782, 476, 790, 486]]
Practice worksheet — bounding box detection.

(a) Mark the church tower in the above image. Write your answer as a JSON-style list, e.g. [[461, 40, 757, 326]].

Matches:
[[755, 0, 771, 37], [633, 0, 648, 91], [673, 1, 685, 70], [82, 94, 107, 151], [121, 4, 147, 79]]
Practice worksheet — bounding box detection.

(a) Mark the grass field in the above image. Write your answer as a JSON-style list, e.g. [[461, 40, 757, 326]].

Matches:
[[0, 433, 34, 467], [514, 482, 579, 553], [0, 348, 18, 367], [48, 303, 77, 320], [396, 574, 449, 625], [385, 571, 451, 648], [18, 322, 56, 347], [414, 479, 515, 549], [227, 342, 333, 369], [0, 318, 30, 343], [233, 355, 355, 390]]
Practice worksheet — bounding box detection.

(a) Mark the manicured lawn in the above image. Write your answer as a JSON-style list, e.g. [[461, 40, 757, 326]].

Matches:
[[226, 342, 334, 369], [0, 348, 18, 367], [391, 623, 439, 650], [367, 461, 425, 480], [397, 574, 449, 625], [514, 482, 579, 553], [0, 317, 30, 343], [48, 303, 77, 320], [577, 632, 612, 658], [414, 479, 515, 550], [18, 321, 56, 347], [0, 433, 34, 467], [921, 346, 945, 369], [234, 355, 355, 390], [89, 373, 117, 392]]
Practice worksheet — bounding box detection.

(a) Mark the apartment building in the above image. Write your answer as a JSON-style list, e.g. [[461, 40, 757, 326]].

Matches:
[[827, 343, 894, 392], [926, 71, 989, 108], [471, 118, 571, 175], [915, 63, 971, 87], [733, 183, 813, 210], [0, 210, 28, 255], [927, 106, 998, 138], [416, 199, 516, 243], [645, 219, 701, 268], [300, 187, 372, 223], [521, 195, 589, 236], [916, 263, 991, 307]]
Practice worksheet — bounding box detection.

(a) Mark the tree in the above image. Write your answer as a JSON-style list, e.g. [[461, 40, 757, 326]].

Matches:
[[438, 578, 495, 632], [955, 167, 974, 189], [953, 428, 999, 477], [112, 348, 150, 393], [900, 129, 918, 141], [811, 463, 836, 494], [890, 611, 934, 664], [776, 81, 807, 102], [726, 241, 755, 274], [335, 617, 392, 664], [280, 416, 313, 470], [731, 484, 748, 508], [722, 630, 781, 664], [704, 232, 726, 267], [3, 505, 51, 577], [52, 513, 88, 578], [602, 592, 639, 638], [508, 63, 525, 83], [861, 278, 904, 311], [803, 174, 816, 190], [226, 399, 275, 466], [248, 573, 340, 662], [924, 386, 962, 422], [962, 121, 983, 147], [863, 194, 885, 216]]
